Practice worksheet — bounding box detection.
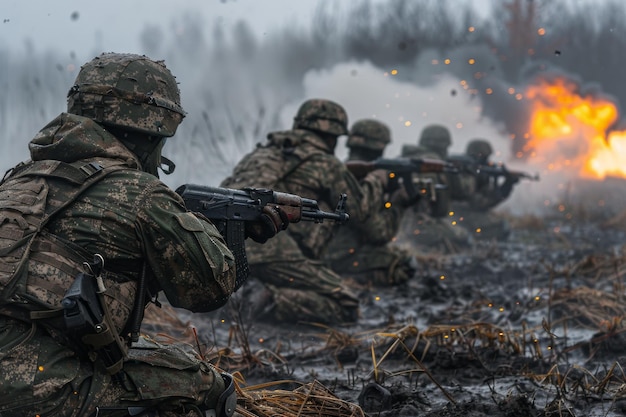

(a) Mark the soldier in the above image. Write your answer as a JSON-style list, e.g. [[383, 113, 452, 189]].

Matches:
[[0, 53, 288, 417], [221, 99, 386, 324], [450, 138, 520, 240], [325, 119, 417, 286], [397, 124, 473, 253], [401, 124, 452, 161]]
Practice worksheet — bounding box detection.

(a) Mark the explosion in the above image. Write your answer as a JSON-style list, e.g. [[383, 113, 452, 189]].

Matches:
[[522, 75, 626, 180]]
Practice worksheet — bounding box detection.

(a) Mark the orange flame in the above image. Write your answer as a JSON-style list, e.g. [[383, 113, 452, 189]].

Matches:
[[523, 76, 626, 179]]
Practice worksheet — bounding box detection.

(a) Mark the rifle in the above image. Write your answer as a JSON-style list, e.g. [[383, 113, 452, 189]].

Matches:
[[409, 177, 450, 218], [345, 157, 458, 200], [447, 155, 539, 182], [175, 184, 349, 300], [476, 164, 540, 181]]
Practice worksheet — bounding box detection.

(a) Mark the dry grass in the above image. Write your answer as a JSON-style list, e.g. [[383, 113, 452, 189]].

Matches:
[[138, 245, 626, 415], [234, 379, 364, 417]]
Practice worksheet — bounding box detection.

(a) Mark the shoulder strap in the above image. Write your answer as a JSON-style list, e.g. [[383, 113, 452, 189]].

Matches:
[[263, 131, 327, 188], [20, 159, 128, 220]]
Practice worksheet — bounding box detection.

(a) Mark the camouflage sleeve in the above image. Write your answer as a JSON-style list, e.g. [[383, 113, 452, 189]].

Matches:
[[359, 204, 403, 244], [332, 163, 385, 224], [134, 180, 236, 312]]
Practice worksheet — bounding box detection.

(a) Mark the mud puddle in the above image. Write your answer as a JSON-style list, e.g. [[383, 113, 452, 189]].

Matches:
[[143, 214, 626, 417]]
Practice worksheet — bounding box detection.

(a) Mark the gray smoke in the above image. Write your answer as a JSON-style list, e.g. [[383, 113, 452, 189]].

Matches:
[[2, 0, 625, 217]]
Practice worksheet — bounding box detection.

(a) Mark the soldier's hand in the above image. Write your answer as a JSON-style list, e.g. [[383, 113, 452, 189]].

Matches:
[[245, 205, 290, 243]]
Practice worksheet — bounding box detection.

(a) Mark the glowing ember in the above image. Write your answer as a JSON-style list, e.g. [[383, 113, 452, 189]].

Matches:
[[523, 76, 626, 179]]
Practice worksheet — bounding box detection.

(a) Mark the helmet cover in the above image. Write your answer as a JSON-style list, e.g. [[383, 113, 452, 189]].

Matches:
[[67, 52, 185, 137], [292, 99, 348, 136]]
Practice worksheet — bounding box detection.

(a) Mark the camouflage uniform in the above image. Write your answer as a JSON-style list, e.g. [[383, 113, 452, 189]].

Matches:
[[450, 139, 518, 240], [397, 125, 473, 253], [0, 54, 236, 417], [325, 119, 417, 286], [221, 100, 385, 324]]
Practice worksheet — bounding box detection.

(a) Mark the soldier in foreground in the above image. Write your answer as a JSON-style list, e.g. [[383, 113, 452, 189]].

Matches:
[[398, 124, 472, 253], [325, 119, 417, 286], [0, 53, 290, 417], [221, 99, 386, 324]]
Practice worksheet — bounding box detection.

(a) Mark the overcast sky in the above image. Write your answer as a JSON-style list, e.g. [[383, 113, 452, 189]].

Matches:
[[1, 0, 604, 215], [1, 0, 498, 58], [1, 0, 346, 56]]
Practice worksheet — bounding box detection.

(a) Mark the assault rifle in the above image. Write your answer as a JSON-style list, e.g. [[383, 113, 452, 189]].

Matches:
[[448, 154, 540, 182], [345, 157, 458, 200], [176, 184, 349, 297], [475, 164, 540, 181], [409, 177, 450, 218]]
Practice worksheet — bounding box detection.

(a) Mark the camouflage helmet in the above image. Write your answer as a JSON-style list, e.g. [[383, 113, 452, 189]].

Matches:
[[293, 99, 348, 136], [466, 139, 493, 160], [347, 119, 391, 152], [419, 124, 452, 149], [67, 52, 186, 137]]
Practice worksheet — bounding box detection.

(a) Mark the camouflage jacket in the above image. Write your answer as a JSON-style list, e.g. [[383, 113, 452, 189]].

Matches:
[[2, 113, 235, 322], [221, 128, 384, 262]]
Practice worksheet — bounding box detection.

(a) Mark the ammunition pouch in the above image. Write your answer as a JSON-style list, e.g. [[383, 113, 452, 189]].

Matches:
[[93, 337, 237, 417], [94, 372, 236, 417], [62, 268, 128, 375], [210, 373, 237, 417]]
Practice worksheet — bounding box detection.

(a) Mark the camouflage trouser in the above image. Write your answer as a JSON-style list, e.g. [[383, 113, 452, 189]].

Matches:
[[327, 244, 417, 286], [0, 315, 232, 417], [247, 259, 360, 325]]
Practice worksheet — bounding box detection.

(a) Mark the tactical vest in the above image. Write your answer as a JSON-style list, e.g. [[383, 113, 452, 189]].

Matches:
[[221, 130, 325, 190], [0, 158, 130, 315]]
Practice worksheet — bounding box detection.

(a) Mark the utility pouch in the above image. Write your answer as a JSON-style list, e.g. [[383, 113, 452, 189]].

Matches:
[[213, 372, 237, 417], [62, 272, 103, 332], [62, 256, 128, 375]]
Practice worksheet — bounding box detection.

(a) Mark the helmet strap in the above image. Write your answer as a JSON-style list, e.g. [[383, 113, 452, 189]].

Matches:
[[136, 137, 166, 178], [159, 156, 176, 175], [316, 132, 338, 152], [111, 128, 167, 177]]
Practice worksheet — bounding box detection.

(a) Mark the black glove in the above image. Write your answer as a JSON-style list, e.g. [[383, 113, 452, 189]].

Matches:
[[245, 205, 290, 243]]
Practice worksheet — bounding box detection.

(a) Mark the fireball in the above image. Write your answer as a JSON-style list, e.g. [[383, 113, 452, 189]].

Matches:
[[523, 76, 626, 179]]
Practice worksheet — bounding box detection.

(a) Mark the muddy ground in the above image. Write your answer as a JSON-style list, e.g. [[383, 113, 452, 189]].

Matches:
[[144, 201, 626, 417]]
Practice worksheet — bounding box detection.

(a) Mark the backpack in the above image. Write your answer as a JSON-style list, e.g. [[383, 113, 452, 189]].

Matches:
[[0, 159, 128, 310], [221, 129, 324, 190]]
